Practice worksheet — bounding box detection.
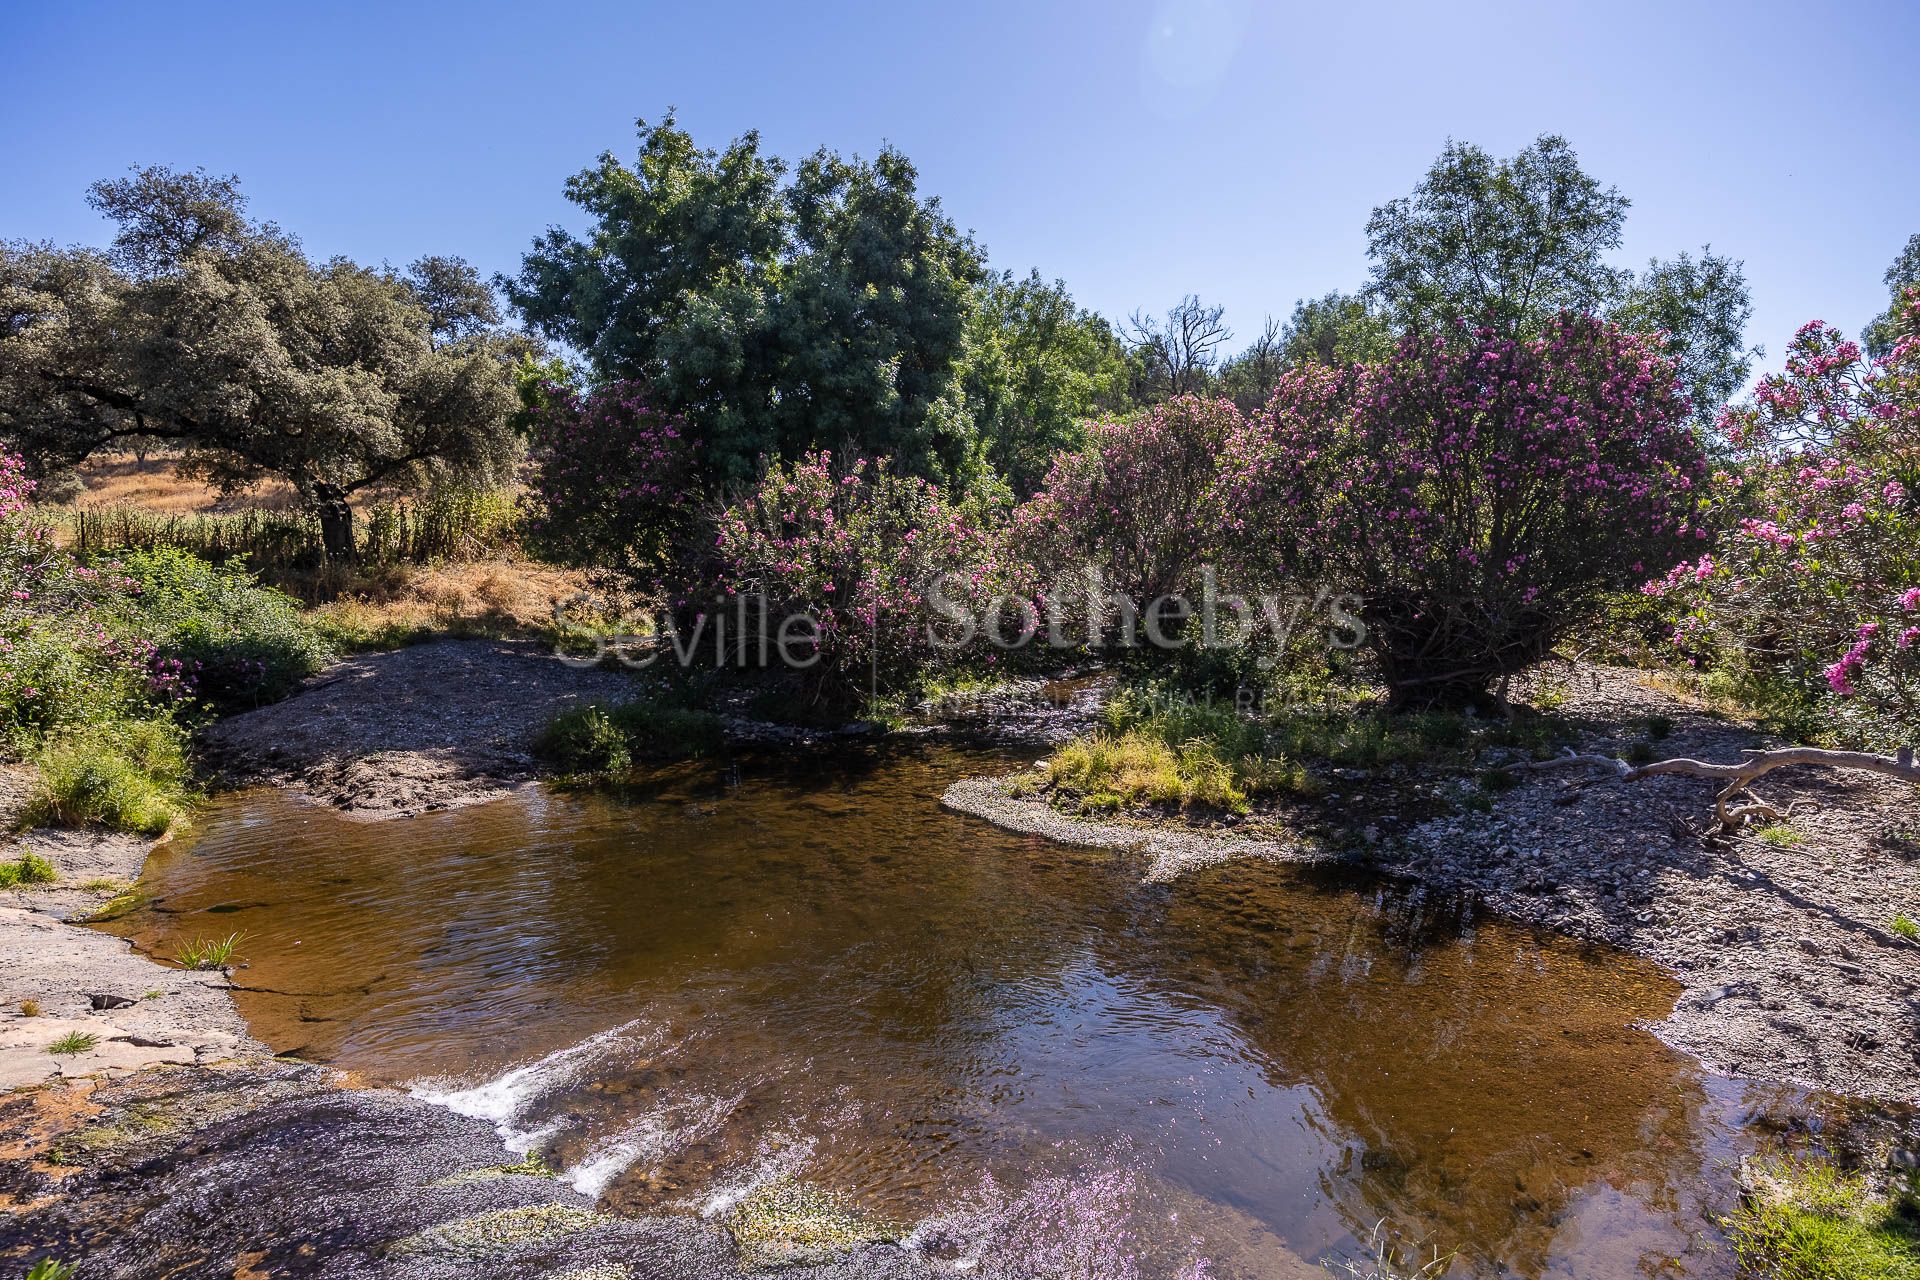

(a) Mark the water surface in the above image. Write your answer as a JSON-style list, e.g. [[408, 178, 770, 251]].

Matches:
[[107, 742, 1793, 1277]]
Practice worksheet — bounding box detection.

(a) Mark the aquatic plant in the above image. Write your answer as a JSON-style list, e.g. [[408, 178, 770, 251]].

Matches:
[[533, 700, 724, 775], [46, 1032, 99, 1056], [173, 932, 245, 971]]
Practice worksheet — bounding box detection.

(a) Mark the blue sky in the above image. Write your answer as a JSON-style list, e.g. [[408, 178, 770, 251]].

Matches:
[[6, 1, 1917, 373]]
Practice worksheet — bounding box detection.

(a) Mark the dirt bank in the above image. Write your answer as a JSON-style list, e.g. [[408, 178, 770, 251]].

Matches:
[[945, 664, 1920, 1110], [203, 639, 642, 818]]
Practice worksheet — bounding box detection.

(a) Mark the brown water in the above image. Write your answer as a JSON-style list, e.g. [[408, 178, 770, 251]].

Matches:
[[105, 742, 1801, 1278]]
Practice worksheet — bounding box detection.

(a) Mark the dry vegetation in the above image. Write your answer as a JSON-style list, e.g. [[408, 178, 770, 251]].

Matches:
[[54, 453, 594, 653]]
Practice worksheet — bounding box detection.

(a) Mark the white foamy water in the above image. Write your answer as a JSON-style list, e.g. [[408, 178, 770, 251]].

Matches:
[[409, 1019, 663, 1150], [697, 1131, 818, 1218]]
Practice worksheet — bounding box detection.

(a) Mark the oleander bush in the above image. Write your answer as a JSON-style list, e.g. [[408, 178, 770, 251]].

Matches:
[[1651, 290, 1920, 744], [1224, 313, 1708, 707]]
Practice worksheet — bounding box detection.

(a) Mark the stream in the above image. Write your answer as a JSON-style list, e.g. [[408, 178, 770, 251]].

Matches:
[[101, 739, 1821, 1278]]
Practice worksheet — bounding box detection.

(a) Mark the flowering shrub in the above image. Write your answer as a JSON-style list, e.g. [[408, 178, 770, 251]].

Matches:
[[707, 451, 1029, 705], [1227, 314, 1707, 706], [0, 451, 153, 740], [1016, 396, 1243, 605], [522, 380, 700, 583], [1651, 291, 1920, 741]]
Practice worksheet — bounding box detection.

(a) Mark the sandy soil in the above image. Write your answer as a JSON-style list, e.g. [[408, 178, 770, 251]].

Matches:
[[946, 664, 1920, 1110]]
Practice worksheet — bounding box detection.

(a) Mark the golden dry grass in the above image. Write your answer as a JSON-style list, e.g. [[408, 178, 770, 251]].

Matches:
[[307, 557, 598, 650], [71, 453, 304, 513]]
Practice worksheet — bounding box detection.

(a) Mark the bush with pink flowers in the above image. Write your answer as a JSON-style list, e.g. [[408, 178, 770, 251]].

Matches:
[[1015, 396, 1243, 607], [1226, 314, 1707, 707], [521, 379, 701, 582], [706, 451, 1031, 707], [1650, 290, 1920, 741]]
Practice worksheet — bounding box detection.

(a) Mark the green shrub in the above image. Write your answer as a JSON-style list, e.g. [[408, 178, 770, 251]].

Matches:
[[534, 700, 725, 775], [110, 548, 331, 710], [1726, 1158, 1920, 1279], [0, 852, 57, 887], [27, 719, 190, 835]]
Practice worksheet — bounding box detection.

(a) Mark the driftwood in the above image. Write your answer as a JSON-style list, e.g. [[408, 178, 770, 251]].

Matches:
[[1518, 746, 1920, 831]]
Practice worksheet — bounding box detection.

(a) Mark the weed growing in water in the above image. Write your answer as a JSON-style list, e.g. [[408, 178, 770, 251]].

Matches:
[[174, 932, 245, 970]]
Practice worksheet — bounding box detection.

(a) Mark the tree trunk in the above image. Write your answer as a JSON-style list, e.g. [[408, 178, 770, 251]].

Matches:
[[313, 483, 355, 561]]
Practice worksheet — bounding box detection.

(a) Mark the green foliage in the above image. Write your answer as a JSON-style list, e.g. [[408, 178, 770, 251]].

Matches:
[[0, 851, 58, 887], [108, 548, 330, 710], [0, 166, 525, 510], [27, 719, 190, 836], [959, 270, 1131, 494], [1890, 914, 1919, 942], [46, 1032, 99, 1056], [505, 114, 985, 487], [1864, 233, 1920, 359], [174, 932, 244, 970], [1754, 823, 1803, 848], [1726, 1158, 1920, 1280], [1365, 134, 1630, 338], [1275, 292, 1396, 371], [1614, 247, 1760, 433], [1043, 687, 1315, 815], [25, 1261, 78, 1280], [534, 700, 725, 775]]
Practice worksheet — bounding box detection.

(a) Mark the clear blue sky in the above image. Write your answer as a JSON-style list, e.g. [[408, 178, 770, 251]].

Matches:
[[6, 1, 1917, 373]]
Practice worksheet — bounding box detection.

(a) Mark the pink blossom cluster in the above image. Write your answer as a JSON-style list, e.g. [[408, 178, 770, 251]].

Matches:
[[522, 380, 700, 577], [1221, 313, 1706, 701], [1658, 291, 1920, 733]]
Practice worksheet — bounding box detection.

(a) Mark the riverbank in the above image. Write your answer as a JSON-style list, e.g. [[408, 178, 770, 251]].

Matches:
[[945, 663, 1920, 1113]]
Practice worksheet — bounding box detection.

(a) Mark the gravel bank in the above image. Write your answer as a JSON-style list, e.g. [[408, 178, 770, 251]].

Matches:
[[202, 639, 643, 819], [946, 664, 1920, 1109]]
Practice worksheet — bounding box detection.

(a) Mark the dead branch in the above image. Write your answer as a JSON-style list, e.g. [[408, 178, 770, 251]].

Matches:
[[1521, 745, 1919, 831]]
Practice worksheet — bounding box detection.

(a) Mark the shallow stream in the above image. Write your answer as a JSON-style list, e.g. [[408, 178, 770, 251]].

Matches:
[[103, 741, 1816, 1277]]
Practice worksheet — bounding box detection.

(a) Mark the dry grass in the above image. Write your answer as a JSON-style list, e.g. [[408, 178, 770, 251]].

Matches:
[[70, 453, 303, 513], [308, 557, 596, 650]]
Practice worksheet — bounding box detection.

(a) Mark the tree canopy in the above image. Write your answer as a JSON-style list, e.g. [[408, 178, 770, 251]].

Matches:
[[504, 114, 985, 486], [1863, 233, 1920, 359], [0, 167, 523, 515], [958, 270, 1130, 494]]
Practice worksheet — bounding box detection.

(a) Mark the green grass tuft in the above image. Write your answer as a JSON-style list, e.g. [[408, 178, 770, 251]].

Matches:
[[0, 852, 58, 887], [46, 1032, 99, 1056], [174, 932, 245, 970], [27, 719, 190, 836], [1754, 823, 1804, 848], [1892, 914, 1919, 942], [1727, 1158, 1920, 1279], [534, 700, 724, 775]]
